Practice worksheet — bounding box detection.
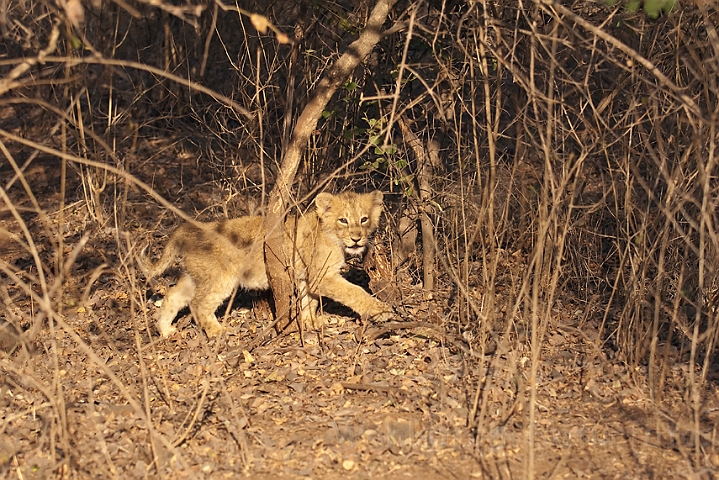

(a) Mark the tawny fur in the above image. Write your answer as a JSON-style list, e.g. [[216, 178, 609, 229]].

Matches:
[[138, 190, 393, 337]]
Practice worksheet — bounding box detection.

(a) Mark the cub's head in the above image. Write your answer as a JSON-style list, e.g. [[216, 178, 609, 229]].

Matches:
[[315, 190, 384, 256]]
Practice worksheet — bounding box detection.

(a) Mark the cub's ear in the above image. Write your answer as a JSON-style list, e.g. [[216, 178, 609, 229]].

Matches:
[[368, 190, 384, 226], [315, 192, 334, 215]]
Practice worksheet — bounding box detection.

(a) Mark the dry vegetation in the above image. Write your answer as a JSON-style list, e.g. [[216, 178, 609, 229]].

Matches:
[[2, 0, 719, 478]]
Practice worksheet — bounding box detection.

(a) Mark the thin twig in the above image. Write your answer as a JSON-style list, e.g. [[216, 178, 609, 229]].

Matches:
[[173, 379, 210, 447]]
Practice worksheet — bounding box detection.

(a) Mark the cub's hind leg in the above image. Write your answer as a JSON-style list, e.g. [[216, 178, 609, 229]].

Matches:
[[190, 279, 237, 338], [156, 274, 196, 337]]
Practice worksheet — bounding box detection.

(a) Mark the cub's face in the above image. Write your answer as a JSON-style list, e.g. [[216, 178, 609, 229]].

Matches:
[[315, 190, 384, 256]]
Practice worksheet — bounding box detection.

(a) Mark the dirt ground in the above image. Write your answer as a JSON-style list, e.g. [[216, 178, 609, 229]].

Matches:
[[2, 138, 719, 479]]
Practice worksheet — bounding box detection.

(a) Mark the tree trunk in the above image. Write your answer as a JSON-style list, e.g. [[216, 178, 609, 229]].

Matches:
[[263, 0, 398, 328]]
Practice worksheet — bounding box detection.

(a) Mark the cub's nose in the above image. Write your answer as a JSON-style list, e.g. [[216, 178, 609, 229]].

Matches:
[[350, 235, 362, 244]]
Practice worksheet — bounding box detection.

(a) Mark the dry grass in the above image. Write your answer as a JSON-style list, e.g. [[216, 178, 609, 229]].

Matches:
[[2, 0, 719, 477]]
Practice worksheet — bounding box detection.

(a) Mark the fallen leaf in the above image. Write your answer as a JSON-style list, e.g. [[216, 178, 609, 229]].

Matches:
[[243, 350, 255, 363]]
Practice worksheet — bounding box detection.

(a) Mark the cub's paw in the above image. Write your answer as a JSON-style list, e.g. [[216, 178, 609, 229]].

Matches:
[[366, 303, 395, 323], [157, 324, 178, 338], [203, 322, 224, 338], [371, 311, 395, 323], [301, 314, 327, 332]]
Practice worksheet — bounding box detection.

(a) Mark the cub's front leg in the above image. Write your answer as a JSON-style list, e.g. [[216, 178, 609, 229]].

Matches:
[[315, 274, 393, 323], [297, 281, 325, 331]]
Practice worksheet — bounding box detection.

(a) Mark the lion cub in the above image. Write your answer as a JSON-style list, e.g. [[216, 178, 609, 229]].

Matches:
[[140, 190, 393, 337]]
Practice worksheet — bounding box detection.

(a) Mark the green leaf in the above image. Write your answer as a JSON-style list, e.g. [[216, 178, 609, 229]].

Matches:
[[69, 34, 82, 50], [343, 81, 357, 91], [343, 127, 365, 139], [394, 159, 407, 169], [338, 17, 355, 33], [643, 0, 675, 17], [644, 1, 660, 17], [625, 0, 641, 12], [322, 110, 333, 119]]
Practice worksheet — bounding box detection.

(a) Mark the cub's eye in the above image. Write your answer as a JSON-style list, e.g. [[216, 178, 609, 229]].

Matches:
[[360, 216, 369, 224], [338, 218, 349, 225]]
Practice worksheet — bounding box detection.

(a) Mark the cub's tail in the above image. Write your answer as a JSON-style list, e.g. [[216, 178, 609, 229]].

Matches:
[[137, 229, 184, 280]]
